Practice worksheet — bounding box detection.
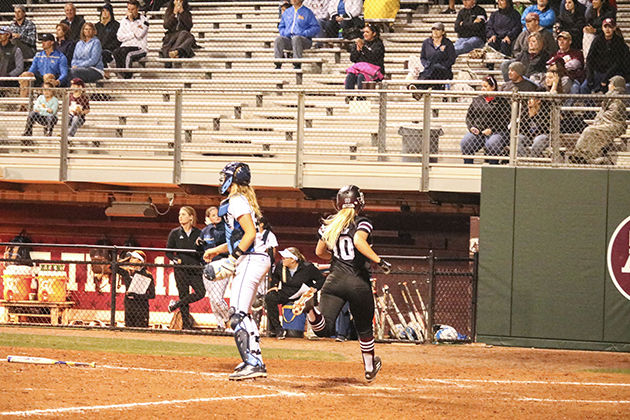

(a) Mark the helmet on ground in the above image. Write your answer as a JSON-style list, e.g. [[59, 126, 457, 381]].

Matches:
[[336, 185, 364, 212], [219, 161, 251, 195]]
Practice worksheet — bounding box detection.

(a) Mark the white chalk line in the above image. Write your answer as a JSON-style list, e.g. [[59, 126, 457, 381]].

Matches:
[[99, 364, 630, 388], [0, 390, 305, 417]]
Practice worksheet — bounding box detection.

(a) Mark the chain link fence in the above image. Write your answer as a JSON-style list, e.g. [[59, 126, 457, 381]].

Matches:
[[372, 253, 477, 343], [1, 242, 477, 344], [0, 243, 255, 332]]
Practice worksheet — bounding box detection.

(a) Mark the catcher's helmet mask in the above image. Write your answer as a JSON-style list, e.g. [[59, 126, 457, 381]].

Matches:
[[219, 161, 251, 195], [336, 185, 365, 212]]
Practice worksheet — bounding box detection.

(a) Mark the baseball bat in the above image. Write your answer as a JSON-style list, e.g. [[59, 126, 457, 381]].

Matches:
[[370, 280, 384, 340], [7, 355, 96, 368], [375, 292, 398, 339], [403, 281, 428, 339], [383, 285, 416, 341], [411, 280, 429, 330], [398, 282, 425, 341]]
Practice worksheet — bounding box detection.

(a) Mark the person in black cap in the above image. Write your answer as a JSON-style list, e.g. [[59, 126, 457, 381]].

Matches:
[[95, 2, 120, 67], [0, 26, 23, 89], [19, 32, 69, 98]]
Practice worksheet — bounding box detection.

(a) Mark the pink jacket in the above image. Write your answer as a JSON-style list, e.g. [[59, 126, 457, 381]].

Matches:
[[346, 62, 384, 81]]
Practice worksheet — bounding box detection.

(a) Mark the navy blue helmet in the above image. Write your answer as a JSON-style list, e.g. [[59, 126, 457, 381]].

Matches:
[[219, 161, 251, 195], [336, 185, 364, 212]]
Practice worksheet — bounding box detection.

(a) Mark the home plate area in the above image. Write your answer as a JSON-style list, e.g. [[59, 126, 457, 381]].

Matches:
[[1, 344, 629, 419]]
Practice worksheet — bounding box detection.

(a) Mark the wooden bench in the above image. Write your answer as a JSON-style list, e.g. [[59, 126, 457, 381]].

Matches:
[[0, 300, 75, 325]]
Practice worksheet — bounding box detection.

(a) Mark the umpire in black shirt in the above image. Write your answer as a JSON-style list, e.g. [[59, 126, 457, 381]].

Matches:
[[166, 206, 204, 330], [265, 247, 325, 338]]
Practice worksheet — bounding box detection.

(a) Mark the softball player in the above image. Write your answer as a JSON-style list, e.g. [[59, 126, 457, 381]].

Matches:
[[203, 162, 270, 380], [297, 184, 391, 382]]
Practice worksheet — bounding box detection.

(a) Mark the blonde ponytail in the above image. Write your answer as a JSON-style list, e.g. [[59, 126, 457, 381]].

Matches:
[[229, 184, 262, 220], [321, 208, 355, 250]]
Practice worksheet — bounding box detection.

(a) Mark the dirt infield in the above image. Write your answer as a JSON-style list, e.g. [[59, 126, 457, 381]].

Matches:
[[1, 328, 629, 419]]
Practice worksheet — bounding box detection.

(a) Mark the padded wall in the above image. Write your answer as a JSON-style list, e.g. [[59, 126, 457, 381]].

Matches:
[[477, 167, 630, 351]]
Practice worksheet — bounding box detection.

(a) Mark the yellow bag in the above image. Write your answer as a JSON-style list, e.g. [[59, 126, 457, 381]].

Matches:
[[364, 0, 400, 19]]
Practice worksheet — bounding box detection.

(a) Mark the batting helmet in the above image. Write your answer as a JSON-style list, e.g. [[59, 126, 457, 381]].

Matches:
[[219, 161, 251, 195], [336, 185, 364, 212]]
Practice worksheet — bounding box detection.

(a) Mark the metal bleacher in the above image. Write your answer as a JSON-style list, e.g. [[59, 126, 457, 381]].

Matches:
[[1, 0, 629, 194]]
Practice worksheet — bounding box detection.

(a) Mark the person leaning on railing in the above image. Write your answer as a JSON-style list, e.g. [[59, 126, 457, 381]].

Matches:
[[460, 76, 511, 164]]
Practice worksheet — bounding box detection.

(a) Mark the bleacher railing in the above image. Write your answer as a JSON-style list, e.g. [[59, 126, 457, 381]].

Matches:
[[1, 86, 628, 192]]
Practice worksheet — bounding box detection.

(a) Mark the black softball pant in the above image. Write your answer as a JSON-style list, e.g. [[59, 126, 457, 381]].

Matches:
[[174, 266, 205, 329], [314, 271, 374, 339]]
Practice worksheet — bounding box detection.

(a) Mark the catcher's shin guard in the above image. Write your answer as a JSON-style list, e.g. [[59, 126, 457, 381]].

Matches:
[[230, 310, 262, 366]]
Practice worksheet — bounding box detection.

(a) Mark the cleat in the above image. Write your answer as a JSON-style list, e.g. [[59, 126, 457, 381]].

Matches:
[[365, 356, 382, 382], [277, 329, 286, 340], [228, 363, 267, 381], [168, 299, 178, 313], [292, 288, 316, 316], [233, 361, 246, 372]]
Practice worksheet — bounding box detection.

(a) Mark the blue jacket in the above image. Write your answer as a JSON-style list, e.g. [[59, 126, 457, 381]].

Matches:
[[278, 5, 320, 39], [521, 5, 556, 30], [71, 37, 103, 70], [28, 49, 69, 85]]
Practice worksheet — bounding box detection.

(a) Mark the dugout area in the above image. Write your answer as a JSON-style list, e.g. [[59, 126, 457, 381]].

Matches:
[[477, 167, 630, 352]]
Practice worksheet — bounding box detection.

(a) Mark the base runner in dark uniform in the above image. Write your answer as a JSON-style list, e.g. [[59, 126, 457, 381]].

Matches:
[[296, 185, 391, 382]]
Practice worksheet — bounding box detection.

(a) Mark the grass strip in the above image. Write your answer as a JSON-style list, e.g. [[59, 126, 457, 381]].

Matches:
[[0, 333, 346, 362], [584, 368, 630, 375]]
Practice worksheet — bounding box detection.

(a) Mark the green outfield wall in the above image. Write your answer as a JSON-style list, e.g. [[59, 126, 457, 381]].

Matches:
[[477, 167, 630, 352]]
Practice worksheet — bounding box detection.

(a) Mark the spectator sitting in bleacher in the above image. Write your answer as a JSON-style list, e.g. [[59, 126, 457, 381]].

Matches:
[[547, 31, 584, 93], [520, 0, 556, 31], [8, 5, 36, 60], [545, 61, 572, 93], [344, 24, 384, 90], [501, 61, 541, 91], [19, 33, 69, 99], [571, 75, 627, 164], [67, 77, 90, 137], [55, 23, 75, 64], [113, 0, 149, 79], [514, 32, 549, 85], [581, 18, 630, 93], [517, 97, 551, 157], [325, 0, 363, 40], [61, 2, 86, 43], [160, 0, 196, 63], [69, 23, 103, 83], [486, 0, 522, 57], [583, 0, 616, 57], [274, 0, 321, 69], [0, 27, 24, 89], [303, 0, 330, 40], [410, 22, 456, 90], [453, 0, 487, 56], [22, 82, 58, 139], [500, 13, 557, 81], [460, 75, 511, 164], [95, 3, 120, 68], [557, 0, 586, 49]]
